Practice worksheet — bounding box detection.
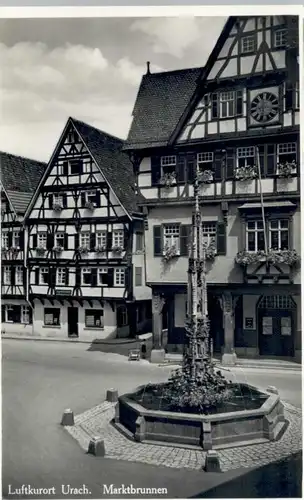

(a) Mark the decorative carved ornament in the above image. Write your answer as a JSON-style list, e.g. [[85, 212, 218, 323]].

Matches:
[[152, 294, 165, 314]]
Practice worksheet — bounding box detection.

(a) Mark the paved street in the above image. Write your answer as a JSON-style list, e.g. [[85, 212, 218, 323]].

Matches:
[[2, 339, 302, 499]]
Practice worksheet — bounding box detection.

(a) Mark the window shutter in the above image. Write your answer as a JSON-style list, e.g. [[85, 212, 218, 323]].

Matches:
[[226, 148, 235, 179], [217, 222, 227, 255], [266, 144, 275, 175], [32, 234, 37, 248], [65, 268, 69, 285], [48, 194, 53, 209], [63, 161, 68, 176], [214, 150, 223, 181], [19, 231, 24, 250], [123, 228, 129, 251], [50, 268, 56, 287], [176, 155, 186, 183], [90, 233, 96, 251], [151, 156, 161, 186], [1, 305, 5, 322], [285, 82, 294, 111], [236, 90, 243, 116], [107, 231, 112, 250], [135, 267, 142, 286], [64, 234, 68, 250], [211, 93, 219, 119], [153, 226, 162, 256], [80, 192, 86, 208], [75, 267, 81, 286], [8, 232, 12, 248], [74, 233, 79, 250], [11, 266, 15, 285], [91, 268, 97, 286], [47, 234, 54, 250], [95, 190, 100, 207], [23, 267, 26, 285], [180, 225, 191, 256], [107, 268, 114, 287], [35, 268, 40, 285], [62, 193, 67, 208], [186, 153, 195, 183], [125, 267, 130, 289]]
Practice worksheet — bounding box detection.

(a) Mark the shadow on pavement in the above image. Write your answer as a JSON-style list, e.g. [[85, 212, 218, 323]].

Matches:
[[86, 338, 153, 358], [191, 451, 302, 498]]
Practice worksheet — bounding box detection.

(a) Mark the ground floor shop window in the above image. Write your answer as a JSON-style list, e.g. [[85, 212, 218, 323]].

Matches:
[[85, 309, 104, 328], [2, 304, 32, 324], [44, 308, 60, 326], [117, 305, 128, 327]]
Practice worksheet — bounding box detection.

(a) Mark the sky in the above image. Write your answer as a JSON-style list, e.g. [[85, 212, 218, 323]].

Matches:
[[0, 16, 226, 162]]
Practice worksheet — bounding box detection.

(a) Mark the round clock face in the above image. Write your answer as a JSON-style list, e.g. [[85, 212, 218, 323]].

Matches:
[[250, 92, 279, 123]]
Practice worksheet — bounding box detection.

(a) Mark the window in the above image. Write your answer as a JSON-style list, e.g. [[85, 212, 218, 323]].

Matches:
[[117, 305, 128, 327], [269, 219, 289, 250], [212, 90, 243, 119], [85, 309, 104, 328], [53, 194, 63, 206], [98, 268, 108, 286], [5, 305, 21, 323], [40, 267, 49, 285], [67, 130, 77, 143], [202, 223, 217, 248], [38, 232, 47, 248], [15, 266, 23, 285], [241, 35, 256, 53], [96, 231, 107, 249], [3, 266, 10, 284], [135, 232, 144, 252], [163, 224, 180, 253], [57, 268, 66, 286], [85, 191, 97, 206], [2, 232, 8, 249], [82, 268, 92, 285], [197, 152, 214, 172], [277, 143, 297, 165], [12, 231, 20, 248], [55, 232, 65, 248], [115, 268, 125, 286], [237, 147, 256, 168], [80, 232, 90, 248], [246, 220, 265, 252], [21, 306, 30, 324], [135, 267, 142, 286], [70, 160, 83, 175], [161, 156, 176, 176], [44, 308, 60, 326], [274, 29, 287, 48], [112, 229, 124, 249]]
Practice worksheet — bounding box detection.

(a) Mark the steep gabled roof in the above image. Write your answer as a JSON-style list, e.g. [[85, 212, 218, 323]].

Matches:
[[72, 118, 144, 215], [124, 67, 203, 151], [0, 151, 46, 214]]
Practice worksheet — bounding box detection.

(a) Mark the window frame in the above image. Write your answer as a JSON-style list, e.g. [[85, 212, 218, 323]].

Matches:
[[163, 223, 181, 255], [80, 232, 90, 248], [85, 190, 97, 206], [96, 231, 107, 249], [273, 28, 287, 49], [2, 232, 9, 249], [15, 265, 23, 285], [37, 232, 47, 249], [5, 305, 21, 323], [57, 268, 66, 286], [135, 232, 144, 252], [276, 143, 297, 171], [240, 34, 257, 54], [246, 220, 266, 252], [55, 232, 65, 248], [82, 267, 92, 285], [21, 305, 30, 324], [44, 307, 61, 326], [112, 229, 124, 249], [3, 266, 11, 285], [114, 268, 125, 286], [12, 231, 20, 248], [245, 218, 290, 252], [236, 146, 256, 168], [268, 219, 289, 251], [98, 267, 108, 286], [40, 267, 49, 285], [201, 222, 217, 248], [69, 159, 83, 175], [85, 309, 104, 329]]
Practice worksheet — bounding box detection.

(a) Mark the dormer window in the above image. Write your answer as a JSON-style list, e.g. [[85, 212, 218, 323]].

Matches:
[[241, 34, 256, 54], [274, 29, 287, 48]]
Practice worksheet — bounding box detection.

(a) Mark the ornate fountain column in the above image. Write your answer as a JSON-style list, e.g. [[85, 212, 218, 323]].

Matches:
[[150, 292, 166, 363], [220, 292, 237, 366]]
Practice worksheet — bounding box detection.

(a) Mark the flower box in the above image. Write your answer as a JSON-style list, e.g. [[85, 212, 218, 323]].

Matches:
[[204, 242, 217, 260], [160, 172, 176, 188], [198, 169, 214, 184], [112, 246, 123, 254], [234, 165, 258, 181], [235, 249, 300, 267], [162, 244, 179, 263], [53, 203, 63, 212], [95, 245, 106, 253], [85, 201, 95, 211], [78, 246, 89, 255], [53, 246, 63, 254], [277, 161, 296, 179], [36, 246, 46, 255]]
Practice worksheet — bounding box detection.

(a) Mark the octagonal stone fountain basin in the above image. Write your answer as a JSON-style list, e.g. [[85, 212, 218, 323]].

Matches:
[[115, 383, 287, 450]]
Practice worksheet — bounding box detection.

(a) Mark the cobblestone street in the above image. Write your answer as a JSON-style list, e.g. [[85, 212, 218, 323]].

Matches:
[[66, 399, 302, 472]]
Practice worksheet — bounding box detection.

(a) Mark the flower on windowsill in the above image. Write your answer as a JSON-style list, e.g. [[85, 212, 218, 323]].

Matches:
[[1, 246, 7, 253], [235, 249, 300, 267], [277, 160, 296, 178], [204, 242, 217, 260], [197, 169, 214, 184], [162, 244, 179, 263], [84, 201, 95, 211], [78, 246, 89, 255], [112, 245, 124, 254], [53, 203, 63, 212], [36, 246, 46, 255], [95, 245, 106, 253], [53, 245, 63, 254], [160, 172, 176, 188], [10, 246, 20, 253], [234, 165, 258, 181]]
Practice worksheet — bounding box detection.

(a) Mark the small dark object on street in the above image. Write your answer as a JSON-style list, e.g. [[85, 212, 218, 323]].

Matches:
[[106, 388, 118, 402], [88, 437, 106, 457], [61, 409, 74, 426], [204, 450, 221, 472], [141, 342, 147, 359]]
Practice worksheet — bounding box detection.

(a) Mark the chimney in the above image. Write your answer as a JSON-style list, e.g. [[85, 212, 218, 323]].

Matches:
[[146, 61, 151, 75]]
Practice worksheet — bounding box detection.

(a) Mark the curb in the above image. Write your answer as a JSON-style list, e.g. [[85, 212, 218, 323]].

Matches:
[[1, 335, 138, 346]]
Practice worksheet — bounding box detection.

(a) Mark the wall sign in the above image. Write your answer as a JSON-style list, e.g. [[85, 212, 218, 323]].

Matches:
[[262, 316, 273, 335], [56, 289, 72, 296], [281, 317, 292, 336], [245, 317, 254, 329]]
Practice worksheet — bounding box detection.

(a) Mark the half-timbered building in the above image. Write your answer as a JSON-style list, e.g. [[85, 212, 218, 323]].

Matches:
[[24, 117, 151, 340], [124, 15, 301, 362], [1, 152, 46, 334]]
